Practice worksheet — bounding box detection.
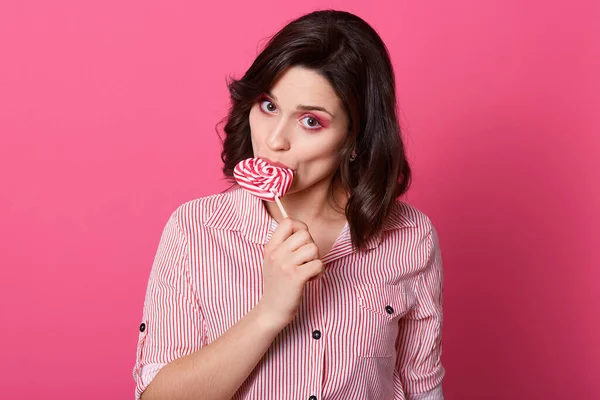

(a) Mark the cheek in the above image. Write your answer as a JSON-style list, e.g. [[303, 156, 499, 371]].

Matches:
[[248, 107, 262, 149], [300, 136, 344, 163], [249, 106, 271, 142], [248, 106, 259, 136], [297, 146, 342, 178]]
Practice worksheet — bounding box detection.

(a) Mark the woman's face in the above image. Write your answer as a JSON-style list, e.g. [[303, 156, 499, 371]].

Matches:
[[249, 66, 350, 195]]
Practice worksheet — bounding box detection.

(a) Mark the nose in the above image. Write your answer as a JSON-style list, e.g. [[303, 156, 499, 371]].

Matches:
[[265, 120, 291, 152]]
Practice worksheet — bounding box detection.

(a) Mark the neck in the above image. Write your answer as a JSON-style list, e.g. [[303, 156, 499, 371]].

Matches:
[[264, 174, 348, 226]]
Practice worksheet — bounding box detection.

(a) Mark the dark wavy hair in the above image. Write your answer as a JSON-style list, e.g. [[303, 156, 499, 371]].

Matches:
[[218, 9, 412, 251]]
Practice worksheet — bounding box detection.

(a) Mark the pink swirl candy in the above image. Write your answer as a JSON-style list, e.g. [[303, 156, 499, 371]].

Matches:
[[233, 157, 294, 201]]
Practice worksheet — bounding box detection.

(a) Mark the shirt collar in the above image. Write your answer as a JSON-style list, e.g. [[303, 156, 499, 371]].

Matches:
[[204, 186, 273, 244], [204, 186, 417, 249]]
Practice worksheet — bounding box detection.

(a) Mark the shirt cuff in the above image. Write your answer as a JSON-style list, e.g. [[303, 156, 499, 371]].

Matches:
[[408, 383, 444, 400], [134, 363, 166, 400]]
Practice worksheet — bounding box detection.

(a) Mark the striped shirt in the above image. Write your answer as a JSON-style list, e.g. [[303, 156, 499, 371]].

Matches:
[[132, 186, 445, 399]]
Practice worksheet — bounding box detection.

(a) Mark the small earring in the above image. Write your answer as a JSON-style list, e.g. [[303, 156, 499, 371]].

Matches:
[[349, 150, 357, 162]]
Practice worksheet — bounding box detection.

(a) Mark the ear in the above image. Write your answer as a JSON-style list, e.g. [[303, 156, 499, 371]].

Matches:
[[349, 149, 357, 162]]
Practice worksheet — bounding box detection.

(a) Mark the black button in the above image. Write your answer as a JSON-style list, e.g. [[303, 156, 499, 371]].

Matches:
[[312, 330, 322, 340], [139, 323, 146, 332], [308, 396, 318, 400], [385, 305, 394, 314]]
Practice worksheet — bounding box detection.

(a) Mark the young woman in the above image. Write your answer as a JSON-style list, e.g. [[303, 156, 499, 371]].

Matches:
[[133, 9, 445, 400]]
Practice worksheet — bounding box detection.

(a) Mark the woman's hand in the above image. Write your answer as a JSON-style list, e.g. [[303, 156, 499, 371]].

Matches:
[[256, 218, 324, 330]]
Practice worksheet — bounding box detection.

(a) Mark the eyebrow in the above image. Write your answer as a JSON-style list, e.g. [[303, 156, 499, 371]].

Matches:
[[266, 90, 334, 118]]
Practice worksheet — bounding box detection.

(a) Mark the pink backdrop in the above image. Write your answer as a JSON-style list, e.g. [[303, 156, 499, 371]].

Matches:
[[1, 1, 598, 399]]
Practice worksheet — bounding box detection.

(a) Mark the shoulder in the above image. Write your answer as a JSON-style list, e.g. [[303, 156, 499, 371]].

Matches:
[[382, 200, 443, 274], [382, 199, 440, 253], [383, 198, 435, 234]]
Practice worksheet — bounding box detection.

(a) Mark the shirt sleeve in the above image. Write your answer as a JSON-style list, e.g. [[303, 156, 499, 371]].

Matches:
[[395, 221, 445, 399], [132, 208, 206, 400]]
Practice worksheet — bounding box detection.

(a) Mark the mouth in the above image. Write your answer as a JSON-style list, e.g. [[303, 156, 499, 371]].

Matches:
[[258, 156, 294, 171]]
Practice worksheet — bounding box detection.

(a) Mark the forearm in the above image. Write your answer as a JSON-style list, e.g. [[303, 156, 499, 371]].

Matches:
[[141, 303, 282, 400]]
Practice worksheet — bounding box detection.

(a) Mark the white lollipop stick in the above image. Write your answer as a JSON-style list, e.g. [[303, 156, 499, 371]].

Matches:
[[271, 190, 288, 219]]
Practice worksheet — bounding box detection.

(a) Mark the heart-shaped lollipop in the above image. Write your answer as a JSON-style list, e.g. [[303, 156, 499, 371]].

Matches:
[[233, 157, 294, 218]]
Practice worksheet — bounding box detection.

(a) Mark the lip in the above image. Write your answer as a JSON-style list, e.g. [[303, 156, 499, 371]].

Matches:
[[258, 157, 294, 171]]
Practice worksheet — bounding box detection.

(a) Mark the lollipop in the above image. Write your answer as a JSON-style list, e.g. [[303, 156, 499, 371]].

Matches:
[[233, 157, 294, 218]]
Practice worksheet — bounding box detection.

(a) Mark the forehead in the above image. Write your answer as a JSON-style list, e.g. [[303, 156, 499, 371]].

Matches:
[[268, 66, 341, 109]]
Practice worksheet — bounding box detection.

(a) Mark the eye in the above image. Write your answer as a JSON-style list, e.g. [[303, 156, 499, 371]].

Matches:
[[259, 99, 277, 113], [300, 116, 322, 130]]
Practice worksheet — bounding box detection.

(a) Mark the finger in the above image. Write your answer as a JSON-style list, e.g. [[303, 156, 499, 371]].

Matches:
[[297, 259, 324, 282], [292, 242, 320, 265], [267, 218, 308, 250], [289, 218, 309, 233], [266, 218, 294, 250], [283, 229, 314, 253]]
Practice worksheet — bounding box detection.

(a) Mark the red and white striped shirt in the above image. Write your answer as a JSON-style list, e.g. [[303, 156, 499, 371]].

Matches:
[[133, 186, 445, 399]]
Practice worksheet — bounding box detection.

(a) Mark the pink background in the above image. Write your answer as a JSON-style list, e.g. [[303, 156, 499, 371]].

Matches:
[[1, 1, 598, 399]]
